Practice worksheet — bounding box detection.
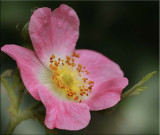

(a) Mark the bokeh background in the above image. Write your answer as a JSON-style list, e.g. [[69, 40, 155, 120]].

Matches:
[[1, 1, 159, 134]]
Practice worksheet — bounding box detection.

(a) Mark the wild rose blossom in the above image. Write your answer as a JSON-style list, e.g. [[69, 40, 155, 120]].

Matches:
[[1, 4, 128, 130]]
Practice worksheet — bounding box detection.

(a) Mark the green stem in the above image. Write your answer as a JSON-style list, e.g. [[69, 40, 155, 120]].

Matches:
[[1, 75, 18, 117], [5, 102, 42, 135], [1, 74, 43, 135], [28, 102, 42, 110], [121, 71, 157, 101], [1, 75, 17, 107], [17, 83, 25, 110], [107, 71, 157, 113], [5, 117, 21, 135]]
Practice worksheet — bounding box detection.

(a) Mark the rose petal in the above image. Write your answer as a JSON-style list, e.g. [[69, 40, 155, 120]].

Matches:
[[84, 77, 128, 110], [1, 45, 48, 100], [75, 49, 128, 110], [38, 85, 90, 130], [29, 4, 79, 68], [75, 49, 124, 87]]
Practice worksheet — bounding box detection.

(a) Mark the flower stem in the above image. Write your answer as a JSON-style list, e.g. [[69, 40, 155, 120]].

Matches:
[[1, 72, 43, 134], [121, 71, 157, 100], [107, 71, 157, 113], [17, 83, 25, 109], [1, 75, 17, 108], [28, 102, 42, 110], [5, 117, 21, 135]]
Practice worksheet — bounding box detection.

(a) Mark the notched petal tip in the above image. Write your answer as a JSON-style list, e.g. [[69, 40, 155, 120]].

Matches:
[[59, 4, 80, 25], [29, 4, 80, 69], [31, 7, 51, 17]]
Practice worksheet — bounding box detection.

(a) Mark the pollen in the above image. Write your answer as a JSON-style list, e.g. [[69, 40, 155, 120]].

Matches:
[[49, 52, 94, 103]]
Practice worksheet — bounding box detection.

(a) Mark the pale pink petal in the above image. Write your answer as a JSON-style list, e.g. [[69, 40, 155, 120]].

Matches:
[[38, 86, 90, 130], [75, 49, 124, 87], [29, 4, 79, 68], [1, 44, 47, 100], [75, 49, 128, 110], [84, 77, 128, 110]]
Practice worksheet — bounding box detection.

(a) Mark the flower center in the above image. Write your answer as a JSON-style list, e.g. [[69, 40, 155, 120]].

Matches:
[[49, 52, 94, 103], [62, 73, 73, 86]]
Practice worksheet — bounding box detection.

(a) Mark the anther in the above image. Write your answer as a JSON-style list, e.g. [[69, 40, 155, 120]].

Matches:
[[88, 81, 94, 85], [66, 56, 71, 62], [54, 60, 59, 67], [78, 64, 82, 69], [74, 96, 79, 101], [85, 70, 90, 74], [72, 52, 80, 58], [89, 89, 92, 92], [50, 64, 57, 70], [52, 54, 55, 59], [82, 78, 88, 82]]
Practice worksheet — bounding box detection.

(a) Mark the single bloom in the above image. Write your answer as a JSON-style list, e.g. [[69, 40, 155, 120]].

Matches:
[[1, 4, 128, 130]]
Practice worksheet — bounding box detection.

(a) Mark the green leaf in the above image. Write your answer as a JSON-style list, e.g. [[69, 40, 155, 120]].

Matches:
[[12, 73, 20, 89], [131, 86, 147, 96], [21, 22, 29, 41], [121, 71, 157, 100], [1, 69, 13, 77], [107, 71, 157, 113], [16, 23, 22, 32], [21, 22, 34, 50]]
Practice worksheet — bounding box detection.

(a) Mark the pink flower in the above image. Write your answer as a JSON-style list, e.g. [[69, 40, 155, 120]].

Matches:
[[1, 4, 128, 130]]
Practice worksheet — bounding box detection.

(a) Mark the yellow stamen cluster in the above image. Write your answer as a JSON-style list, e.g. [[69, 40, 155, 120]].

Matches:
[[49, 52, 94, 103]]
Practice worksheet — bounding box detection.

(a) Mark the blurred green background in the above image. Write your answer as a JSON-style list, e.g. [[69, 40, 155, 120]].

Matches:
[[1, 1, 159, 135]]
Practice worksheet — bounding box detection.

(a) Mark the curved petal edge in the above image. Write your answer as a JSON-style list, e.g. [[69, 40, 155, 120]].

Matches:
[[1, 44, 46, 100], [38, 85, 91, 130]]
